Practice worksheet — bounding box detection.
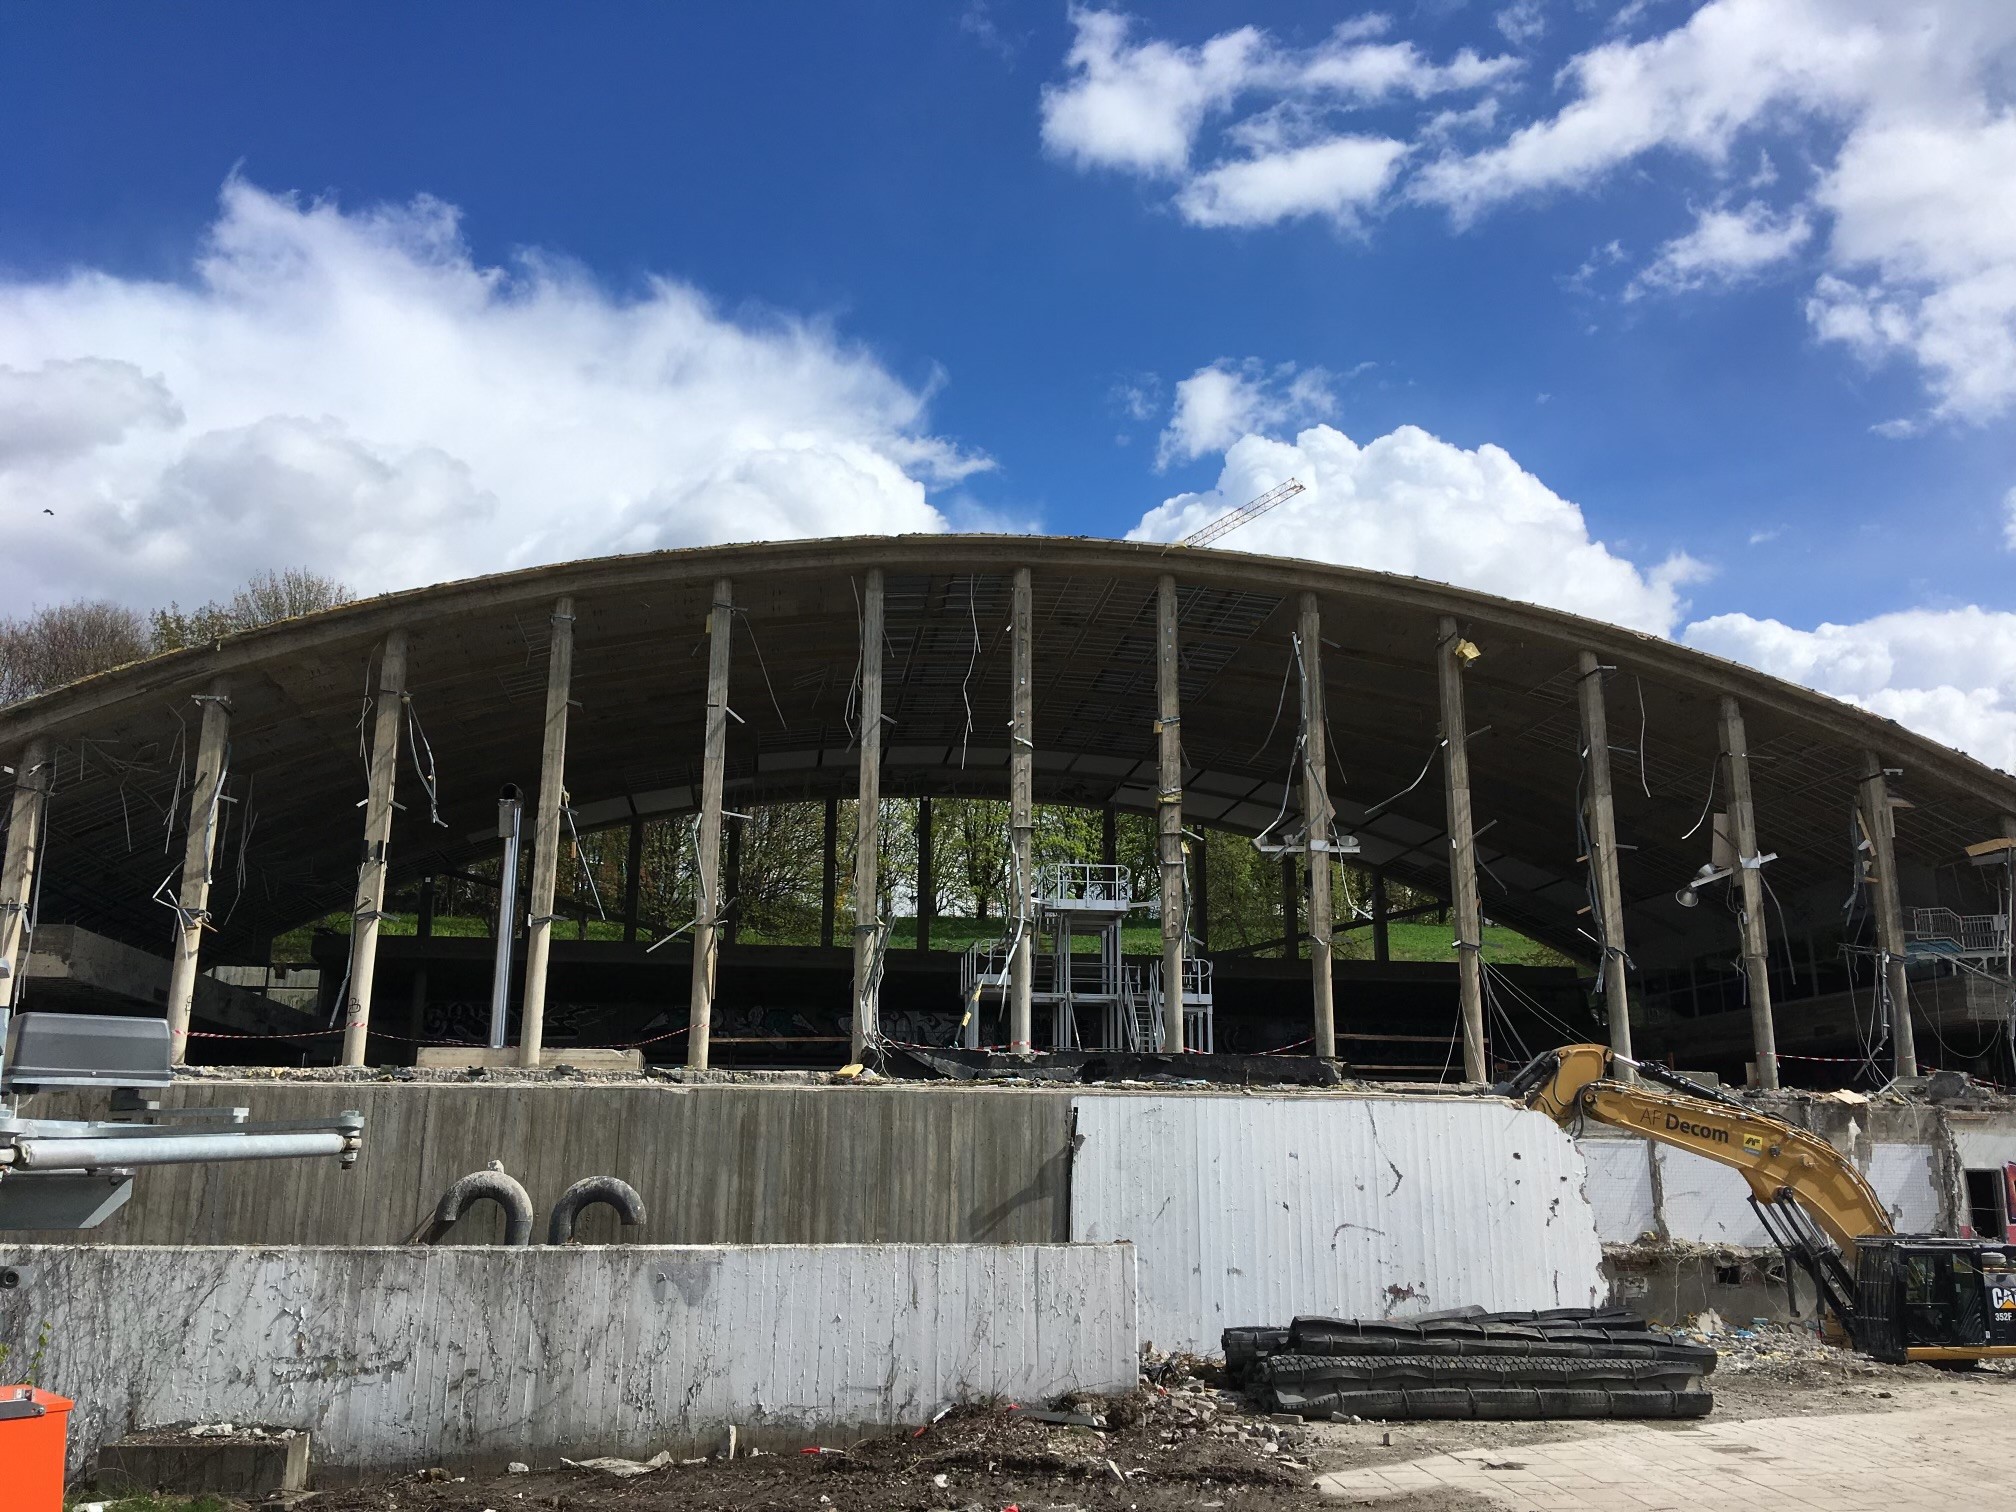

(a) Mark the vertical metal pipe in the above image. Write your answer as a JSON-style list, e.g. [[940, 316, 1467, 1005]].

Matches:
[[916, 797, 935, 952], [1436, 616, 1487, 1083], [341, 631, 407, 1068], [1577, 652, 1635, 1076], [1719, 697, 1780, 1088], [820, 795, 838, 948], [1157, 574, 1185, 1053], [621, 818, 643, 944], [688, 579, 733, 1070], [0, 737, 51, 1077], [852, 567, 885, 1059], [165, 678, 231, 1065], [1858, 749, 1916, 1079], [490, 788, 523, 1050], [519, 595, 575, 1067], [1299, 593, 1334, 1060], [1008, 566, 1035, 1054]]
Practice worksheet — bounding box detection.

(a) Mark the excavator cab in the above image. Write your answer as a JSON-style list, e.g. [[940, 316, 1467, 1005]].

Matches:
[[1852, 1239, 2016, 1363]]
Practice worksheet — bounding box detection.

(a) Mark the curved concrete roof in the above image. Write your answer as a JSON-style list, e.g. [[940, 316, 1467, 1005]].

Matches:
[[3, 535, 2010, 971]]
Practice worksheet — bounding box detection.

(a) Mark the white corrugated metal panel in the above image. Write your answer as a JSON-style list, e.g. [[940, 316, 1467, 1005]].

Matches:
[[1655, 1146, 1773, 1245], [1865, 1142, 1941, 1232], [1577, 1137, 1659, 1243], [1069, 1095, 1605, 1354], [0, 1243, 1138, 1478]]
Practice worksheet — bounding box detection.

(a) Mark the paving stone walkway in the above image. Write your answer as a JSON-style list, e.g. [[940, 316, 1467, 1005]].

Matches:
[[1317, 1399, 2016, 1510]]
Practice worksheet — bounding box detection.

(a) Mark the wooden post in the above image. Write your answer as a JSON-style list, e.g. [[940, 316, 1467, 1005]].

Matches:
[[1299, 594, 1335, 1060], [851, 567, 885, 1058], [1577, 652, 1634, 1075], [1719, 697, 1780, 1089], [1371, 869, 1390, 963], [1437, 616, 1487, 1083], [0, 738, 52, 1057], [341, 631, 407, 1067], [1156, 574, 1185, 1053], [518, 596, 575, 1067], [916, 797, 935, 952], [1859, 750, 1917, 1079], [688, 579, 733, 1070], [622, 818, 643, 944], [164, 678, 231, 1065], [820, 796, 838, 948], [1008, 566, 1035, 1054]]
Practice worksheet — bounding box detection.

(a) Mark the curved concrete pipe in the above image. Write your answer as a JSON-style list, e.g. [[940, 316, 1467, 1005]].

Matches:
[[416, 1164, 535, 1246], [547, 1175, 647, 1244]]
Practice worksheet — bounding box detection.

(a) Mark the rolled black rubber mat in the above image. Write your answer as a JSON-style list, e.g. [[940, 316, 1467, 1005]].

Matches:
[[1255, 1352, 1705, 1393], [1274, 1386, 1715, 1421], [1222, 1325, 1289, 1386]]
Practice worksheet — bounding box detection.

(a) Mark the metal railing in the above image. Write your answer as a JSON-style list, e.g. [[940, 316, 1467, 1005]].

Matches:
[[1908, 908, 2009, 957], [1036, 862, 1134, 911]]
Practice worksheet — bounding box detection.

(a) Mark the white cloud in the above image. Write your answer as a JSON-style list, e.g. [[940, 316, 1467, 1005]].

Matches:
[[1053, 3, 2016, 419], [0, 181, 980, 607], [2004, 486, 2016, 551], [1156, 361, 1336, 469], [1495, 0, 1547, 48], [1133, 420, 1703, 634], [1626, 201, 1811, 298], [1041, 8, 1514, 226], [1684, 608, 2016, 771], [1175, 135, 1408, 229], [1038, 8, 1266, 176]]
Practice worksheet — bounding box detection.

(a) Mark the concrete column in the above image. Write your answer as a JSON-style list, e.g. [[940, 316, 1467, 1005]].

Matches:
[[723, 816, 743, 946], [1372, 869, 1390, 963], [1008, 566, 1035, 1054], [1156, 574, 1185, 1053], [1718, 697, 1780, 1089], [1576, 652, 1634, 1073], [341, 631, 407, 1067], [1299, 594, 1334, 1060], [1859, 750, 1917, 1079], [1279, 854, 1298, 958], [688, 579, 733, 1071], [851, 567, 886, 1059], [518, 596, 575, 1068], [916, 798, 935, 952], [1191, 832, 1210, 950], [0, 738, 52, 1060], [164, 678, 231, 1065], [1437, 616, 1487, 1084], [621, 819, 643, 944], [820, 796, 838, 948]]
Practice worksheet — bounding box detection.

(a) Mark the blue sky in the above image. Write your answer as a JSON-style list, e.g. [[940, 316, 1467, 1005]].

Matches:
[[2, 3, 2014, 760]]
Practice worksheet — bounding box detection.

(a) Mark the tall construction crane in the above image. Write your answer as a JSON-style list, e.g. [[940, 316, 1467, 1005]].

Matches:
[[1174, 478, 1306, 550]]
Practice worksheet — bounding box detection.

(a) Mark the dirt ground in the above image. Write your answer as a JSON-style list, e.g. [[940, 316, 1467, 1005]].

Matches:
[[205, 1326, 2007, 1512]]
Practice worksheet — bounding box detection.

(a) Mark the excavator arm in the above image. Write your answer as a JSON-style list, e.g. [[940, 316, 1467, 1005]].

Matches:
[[1501, 1045, 1893, 1259]]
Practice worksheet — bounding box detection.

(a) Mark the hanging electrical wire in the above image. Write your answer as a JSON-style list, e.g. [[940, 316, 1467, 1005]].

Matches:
[[401, 695, 448, 828]]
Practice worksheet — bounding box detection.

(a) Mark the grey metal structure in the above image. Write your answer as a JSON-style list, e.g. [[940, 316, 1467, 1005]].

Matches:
[[0, 1009, 363, 1229]]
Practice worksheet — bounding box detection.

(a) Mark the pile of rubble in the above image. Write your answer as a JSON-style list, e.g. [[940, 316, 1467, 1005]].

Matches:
[[1225, 1308, 1718, 1422]]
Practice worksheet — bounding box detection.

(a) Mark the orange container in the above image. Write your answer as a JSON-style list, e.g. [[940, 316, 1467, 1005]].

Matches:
[[0, 1386, 72, 1512]]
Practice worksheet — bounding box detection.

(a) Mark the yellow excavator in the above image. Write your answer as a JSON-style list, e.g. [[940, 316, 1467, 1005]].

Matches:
[[1501, 1044, 2016, 1364]]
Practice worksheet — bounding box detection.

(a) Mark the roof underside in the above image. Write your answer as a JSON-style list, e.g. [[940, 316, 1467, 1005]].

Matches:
[[4, 536, 2012, 971]]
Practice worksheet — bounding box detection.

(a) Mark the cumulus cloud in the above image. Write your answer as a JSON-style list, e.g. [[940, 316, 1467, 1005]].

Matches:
[[1685, 608, 2016, 771], [0, 180, 980, 607], [1626, 201, 1812, 298], [1132, 420, 1704, 634], [1050, 2, 2016, 420], [1156, 361, 1336, 469], [1041, 8, 1513, 227]]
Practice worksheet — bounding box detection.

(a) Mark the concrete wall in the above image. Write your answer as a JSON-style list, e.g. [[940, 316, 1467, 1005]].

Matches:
[[14, 1083, 1073, 1246], [1070, 1095, 1607, 1353], [0, 1243, 1138, 1479]]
